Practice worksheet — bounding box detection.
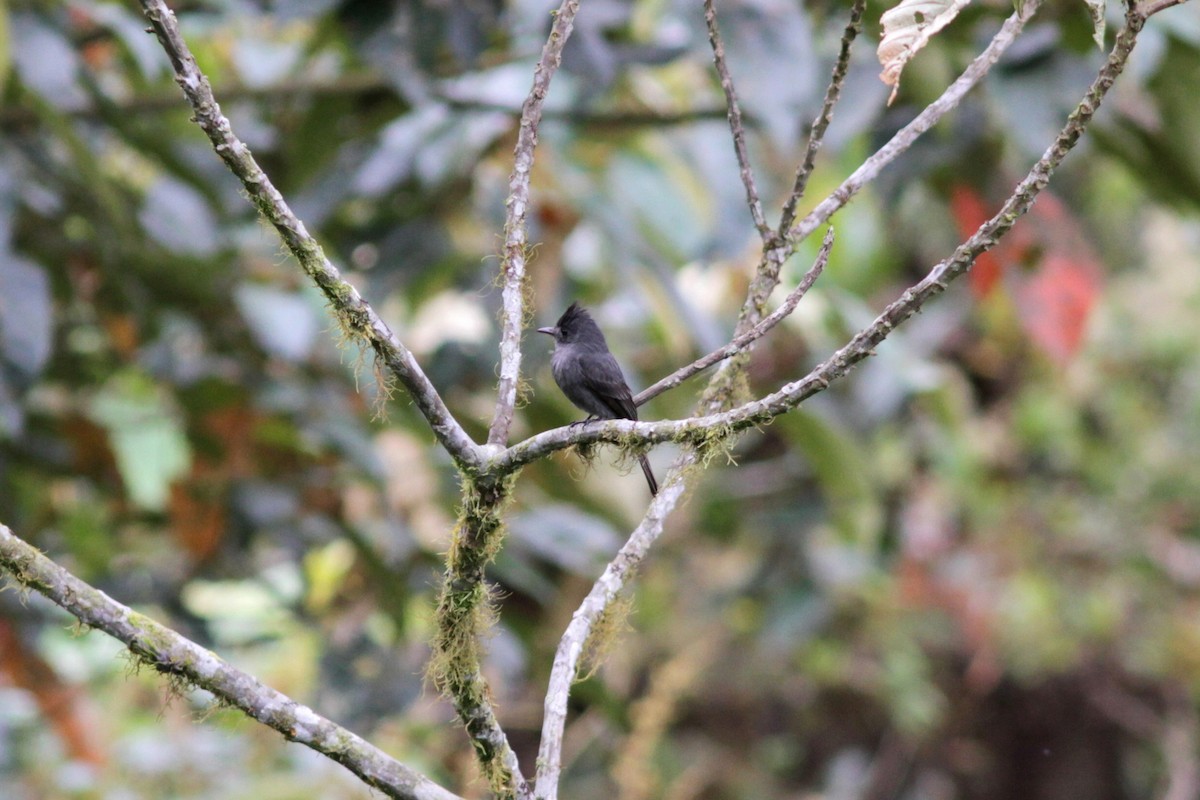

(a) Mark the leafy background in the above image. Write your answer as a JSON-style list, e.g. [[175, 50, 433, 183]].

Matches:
[[2, 0, 1200, 798]]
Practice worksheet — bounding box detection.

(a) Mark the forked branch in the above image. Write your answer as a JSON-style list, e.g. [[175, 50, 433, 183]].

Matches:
[[526, 7, 1161, 796], [495, 0, 1153, 477]]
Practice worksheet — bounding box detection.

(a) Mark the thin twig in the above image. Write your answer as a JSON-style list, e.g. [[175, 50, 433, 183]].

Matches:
[[735, 0, 1042, 347], [704, 0, 770, 239], [488, 0, 582, 447], [785, 0, 1041, 246], [496, 0, 1150, 474], [0, 524, 461, 800], [777, 0, 865, 235], [633, 226, 834, 407], [137, 0, 482, 473]]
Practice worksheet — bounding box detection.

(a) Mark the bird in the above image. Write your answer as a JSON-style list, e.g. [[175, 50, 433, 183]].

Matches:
[[538, 302, 658, 496]]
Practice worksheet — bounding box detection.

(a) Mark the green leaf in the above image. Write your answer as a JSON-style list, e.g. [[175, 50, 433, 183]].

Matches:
[[778, 409, 883, 544], [89, 371, 191, 512]]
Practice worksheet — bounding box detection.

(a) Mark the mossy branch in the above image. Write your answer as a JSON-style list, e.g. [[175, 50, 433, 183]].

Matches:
[[428, 477, 527, 797], [0, 523, 461, 800], [137, 0, 481, 474]]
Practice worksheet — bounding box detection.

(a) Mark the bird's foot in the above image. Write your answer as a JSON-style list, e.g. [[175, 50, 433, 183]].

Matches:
[[569, 415, 598, 429]]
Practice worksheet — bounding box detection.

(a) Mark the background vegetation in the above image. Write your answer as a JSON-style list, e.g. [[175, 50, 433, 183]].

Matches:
[[2, 0, 1200, 798]]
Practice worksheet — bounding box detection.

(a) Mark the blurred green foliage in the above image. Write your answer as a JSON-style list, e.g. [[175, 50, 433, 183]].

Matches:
[[2, 1, 1200, 798]]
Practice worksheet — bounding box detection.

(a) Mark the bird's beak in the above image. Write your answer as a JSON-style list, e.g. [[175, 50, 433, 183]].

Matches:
[[536, 326, 557, 337]]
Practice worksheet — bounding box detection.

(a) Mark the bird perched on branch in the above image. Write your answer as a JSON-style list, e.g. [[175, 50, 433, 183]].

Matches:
[[538, 302, 658, 496]]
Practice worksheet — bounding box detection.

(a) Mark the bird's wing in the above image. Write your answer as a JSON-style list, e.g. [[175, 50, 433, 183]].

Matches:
[[583, 353, 639, 420]]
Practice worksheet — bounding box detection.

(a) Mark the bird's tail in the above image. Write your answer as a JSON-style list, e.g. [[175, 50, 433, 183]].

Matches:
[[638, 454, 658, 496]]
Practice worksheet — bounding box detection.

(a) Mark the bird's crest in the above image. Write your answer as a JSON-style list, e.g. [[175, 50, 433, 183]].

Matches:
[[556, 302, 597, 336], [549, 301, 609, 350]]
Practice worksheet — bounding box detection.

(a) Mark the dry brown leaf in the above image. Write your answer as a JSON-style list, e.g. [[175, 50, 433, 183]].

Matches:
[[877, 0, 973, 104]]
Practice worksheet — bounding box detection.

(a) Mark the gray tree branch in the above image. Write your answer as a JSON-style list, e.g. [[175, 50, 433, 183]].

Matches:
[[137, 0, 483, 473], [533, 477, 689, 799], [0, 523, 461, 800], [488, 0, 583, 448], [785, 0, 1041, 247], [704, 0, 769, 239]]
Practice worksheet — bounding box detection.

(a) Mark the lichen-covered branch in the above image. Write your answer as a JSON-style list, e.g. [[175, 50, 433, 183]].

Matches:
[[496, 1, 1148, 474], [0, 523, 461, 800], [137, 0, 481, 473], [429, 478, 527, 798], [704, 0, 769, 239], [487, 0, 582, 447]]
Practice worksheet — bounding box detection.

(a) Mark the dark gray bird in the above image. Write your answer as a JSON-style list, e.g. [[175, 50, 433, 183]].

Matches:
[[538, 303, 658, 496]]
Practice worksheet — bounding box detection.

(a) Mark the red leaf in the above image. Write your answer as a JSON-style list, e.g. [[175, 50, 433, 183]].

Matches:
[[950, 186, 1003, 298], [1015, 254, 1101, 364]]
